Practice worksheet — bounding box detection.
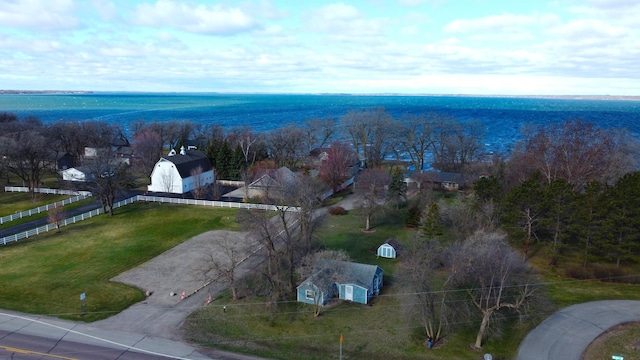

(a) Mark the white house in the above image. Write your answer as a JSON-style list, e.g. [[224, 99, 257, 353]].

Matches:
[[147, 147, 214, 194]]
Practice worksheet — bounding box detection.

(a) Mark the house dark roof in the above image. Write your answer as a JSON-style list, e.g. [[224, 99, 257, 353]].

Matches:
[[163, 150, 212, 178], [405, 170, 464, 184]]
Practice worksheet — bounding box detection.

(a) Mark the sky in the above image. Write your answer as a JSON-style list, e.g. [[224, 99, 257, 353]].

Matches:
[[0, 0, 639, 95]]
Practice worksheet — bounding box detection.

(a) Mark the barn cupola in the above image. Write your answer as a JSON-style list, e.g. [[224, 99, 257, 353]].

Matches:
[[180, 146, 186, 155]]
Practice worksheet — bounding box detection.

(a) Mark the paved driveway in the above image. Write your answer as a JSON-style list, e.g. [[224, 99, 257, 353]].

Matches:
[[517, 300, 640, 360]]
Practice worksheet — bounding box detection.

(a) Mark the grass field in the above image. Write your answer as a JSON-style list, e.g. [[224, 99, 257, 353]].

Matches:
[[0, 202, 238, 321], [0, 192, 68, 217], [185, 209, 537, 359], [184, 206, 640, 360], [2, 188, 640, 358]]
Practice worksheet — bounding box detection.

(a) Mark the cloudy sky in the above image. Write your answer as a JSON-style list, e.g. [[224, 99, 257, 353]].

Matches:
[[1, 0, 639, 94]]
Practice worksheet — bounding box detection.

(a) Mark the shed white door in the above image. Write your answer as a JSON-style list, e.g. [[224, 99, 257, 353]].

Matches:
[[345, 285, 353, 301]]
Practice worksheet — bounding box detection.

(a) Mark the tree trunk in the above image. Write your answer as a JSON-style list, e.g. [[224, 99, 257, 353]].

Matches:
[[474, 309, 493, 349]]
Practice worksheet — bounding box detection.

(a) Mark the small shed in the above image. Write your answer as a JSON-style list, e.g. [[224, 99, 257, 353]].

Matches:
[[61, 166, 95, 182], [377, 238, 402, 259]]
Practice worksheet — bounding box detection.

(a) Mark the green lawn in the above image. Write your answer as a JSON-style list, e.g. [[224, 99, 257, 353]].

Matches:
[[3, 189, 640, 358], [0, 191, 68, 217], [0, 202, 238, 321], [184, 206, 640, 360]]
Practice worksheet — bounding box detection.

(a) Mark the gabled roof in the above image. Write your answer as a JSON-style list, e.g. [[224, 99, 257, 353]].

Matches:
[[318, 260, 379, 290], [343, 261, 382, 289], [382, 238, 402, 250], [163, 150, 212, 178], [249, 166, 297, 189]]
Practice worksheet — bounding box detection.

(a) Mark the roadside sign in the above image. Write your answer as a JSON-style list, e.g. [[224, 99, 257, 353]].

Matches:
[[612, 355, 624, 360], [80, 293, 86, 301]]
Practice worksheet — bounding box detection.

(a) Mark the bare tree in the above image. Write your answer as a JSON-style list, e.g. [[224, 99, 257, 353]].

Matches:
[[318, 141, 357, 193], [510, 119, 635, 188], [431, 117, 483, 172], [449, 231, 539, 349], [131, 128, 163, 175], [2, 126, 49, 197], [89, 147, 133, 216], [266, 125, 306, 168], [47, 205, 66, 231], [354, 168, 391, 231], [302, 117, 337, 161], [398, 236, 453, 346], [341, 108, 394, 168], [236, 208, 285, 303], [200, 233, 253, 301], [190, 165, 209, 199], [393, 113, 434, 172], [295, 250, 351, 317]]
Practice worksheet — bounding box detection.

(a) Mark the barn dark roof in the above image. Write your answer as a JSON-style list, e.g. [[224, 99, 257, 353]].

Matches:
[[163, 150, 212, 178]]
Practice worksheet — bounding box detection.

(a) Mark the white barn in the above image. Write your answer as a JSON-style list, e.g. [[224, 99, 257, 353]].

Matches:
[[147, 147, 214, 194]]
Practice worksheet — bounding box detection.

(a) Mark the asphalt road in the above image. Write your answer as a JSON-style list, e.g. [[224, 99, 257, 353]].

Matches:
[[0, 311, 211, 360], [0, 329, 180, 360], [516, 300, 640, 360]]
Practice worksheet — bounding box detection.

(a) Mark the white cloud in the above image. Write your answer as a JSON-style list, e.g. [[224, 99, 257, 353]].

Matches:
[[303, 2, 387, 42], [90, 0, 119, 22], [444, 13, 560, 34], [0, 0, 79, 30], [132, 0, 261, 35]]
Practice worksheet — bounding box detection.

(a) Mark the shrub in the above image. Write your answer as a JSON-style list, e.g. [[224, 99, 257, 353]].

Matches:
[[564, 265, 593, 280], [593, 264, 635, 283], [328, 206, 347, 215]]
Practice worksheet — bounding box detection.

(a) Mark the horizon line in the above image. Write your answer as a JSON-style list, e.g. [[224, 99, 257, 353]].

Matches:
[[1, 89, 639, 100]]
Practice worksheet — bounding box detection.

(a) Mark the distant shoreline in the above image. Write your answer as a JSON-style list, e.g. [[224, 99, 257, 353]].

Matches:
[[1, 89, 639, 101]]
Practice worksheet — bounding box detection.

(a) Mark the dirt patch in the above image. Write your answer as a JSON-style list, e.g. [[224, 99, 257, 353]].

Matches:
[[112, 229, 255, 307]]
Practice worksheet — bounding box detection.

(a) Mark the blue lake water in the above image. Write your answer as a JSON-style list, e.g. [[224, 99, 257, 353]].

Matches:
[[2, 92, 640, 156]]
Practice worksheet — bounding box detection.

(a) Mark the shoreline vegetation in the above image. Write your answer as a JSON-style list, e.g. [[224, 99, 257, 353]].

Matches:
[[1, 89, 640, 101]]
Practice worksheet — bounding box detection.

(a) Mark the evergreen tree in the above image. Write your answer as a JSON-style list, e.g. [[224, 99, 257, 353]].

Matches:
[[216, 140, 233, 180], [405, 201, 422, 228], [422, 202, 443, 239], [230, 144, 246, 180], [599, 172, 640, 267], [569, 180, 605, 267], [540, 178, 577, 266], [205, 137, 221, 168], [473, 175, 503, 203], [388, 167, 407, 208], [501, 172, 544, 259]]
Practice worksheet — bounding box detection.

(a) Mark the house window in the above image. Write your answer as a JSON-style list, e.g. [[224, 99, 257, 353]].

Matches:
[[305, 289, 315, 300]]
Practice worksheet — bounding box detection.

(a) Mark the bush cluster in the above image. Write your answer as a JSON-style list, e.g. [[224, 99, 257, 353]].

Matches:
[[328, 206, 347, 215]]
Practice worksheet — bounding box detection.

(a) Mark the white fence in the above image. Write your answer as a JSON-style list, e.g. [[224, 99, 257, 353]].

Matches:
[[4, 186, 92, 197], [1, 194, 300, 246], [0, 194, 92, 225]]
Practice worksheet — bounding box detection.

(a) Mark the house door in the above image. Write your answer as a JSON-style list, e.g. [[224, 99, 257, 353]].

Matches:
[[345, 285, 353, 301]]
